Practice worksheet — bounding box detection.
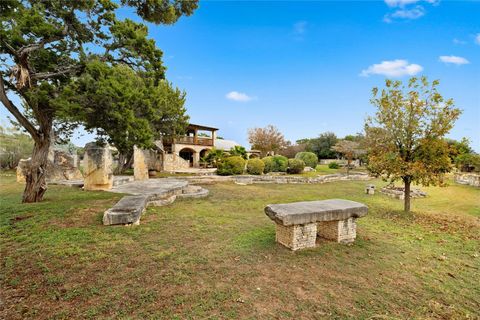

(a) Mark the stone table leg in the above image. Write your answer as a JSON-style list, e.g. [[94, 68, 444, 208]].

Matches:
[[275, 223, 317, 251], [317, 218, 357, 244]]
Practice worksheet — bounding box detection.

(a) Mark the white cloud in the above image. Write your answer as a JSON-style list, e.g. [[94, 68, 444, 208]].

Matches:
[[439, 55, 470, 65], [293, 21, 307, 35], [225, 91, 254, 102], [475, 33, 480, 45], [384, 5, 425, 22], [360, 59, 423, 77], [383, 0, 438, 22], [384, 0, 420, 7], [385, 0, 438, 7], [453, 38, 467, 45]]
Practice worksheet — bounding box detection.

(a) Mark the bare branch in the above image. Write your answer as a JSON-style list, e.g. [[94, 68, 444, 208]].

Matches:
[[31, 66, 80, 81], [1, 40, 18, 58], [0, 75, 39, 141]]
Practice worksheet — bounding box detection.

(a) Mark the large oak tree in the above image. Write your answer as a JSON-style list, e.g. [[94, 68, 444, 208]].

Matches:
[[0, 0, 197, 202]]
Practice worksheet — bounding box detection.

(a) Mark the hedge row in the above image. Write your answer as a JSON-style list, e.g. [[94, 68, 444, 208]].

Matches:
[[215, 155, 310, 176]]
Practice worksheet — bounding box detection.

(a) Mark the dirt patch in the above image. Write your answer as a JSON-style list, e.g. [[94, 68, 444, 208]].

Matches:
[[415, 211, 480, 239], [49, 199, 117, 228], [10, 215, 33, 224]]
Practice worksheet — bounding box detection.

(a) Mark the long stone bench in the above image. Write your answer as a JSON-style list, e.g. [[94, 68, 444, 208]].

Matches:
[[265, 199, 368, 250]]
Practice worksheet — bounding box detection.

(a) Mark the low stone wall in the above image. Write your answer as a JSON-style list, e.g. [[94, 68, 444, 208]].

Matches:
[[319, 159, 360, 167], [380, 187, 427, 200], [163, 154, 190, 172], [180, 172, 371, 185], [454, 173, 480, 187]]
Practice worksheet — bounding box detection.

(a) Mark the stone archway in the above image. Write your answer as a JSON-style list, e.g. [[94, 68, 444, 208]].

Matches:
[[179, 148, 196, 167], [199, 148, 211, 159]]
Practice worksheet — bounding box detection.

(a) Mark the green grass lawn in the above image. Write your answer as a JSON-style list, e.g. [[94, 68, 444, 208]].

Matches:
[[1, 174, 479, 319]]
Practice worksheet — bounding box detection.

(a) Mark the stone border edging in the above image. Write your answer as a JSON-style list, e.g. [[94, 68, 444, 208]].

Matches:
[[454, 173, 480, 187], [175, 173, 372, 185]]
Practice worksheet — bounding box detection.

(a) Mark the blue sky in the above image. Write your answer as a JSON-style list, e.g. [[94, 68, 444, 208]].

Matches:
[[2, 0, 479, 150]]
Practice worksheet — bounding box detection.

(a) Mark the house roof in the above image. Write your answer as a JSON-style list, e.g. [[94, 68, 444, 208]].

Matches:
[[215, 139, 241, 150], [187, 123, 219, 131]]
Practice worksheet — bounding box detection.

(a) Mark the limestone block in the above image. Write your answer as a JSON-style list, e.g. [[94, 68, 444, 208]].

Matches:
[[48, 150, 83, 181], [103, 195, 148, 225], [84, 142, 113, 191], [317, 218, 357, 244], [365, 184, 375, 195], [265, 199, 368, 226], [303, 166, 316, 172], [16, 158, 31, 183], [133, 146, 149, 181], [275, 222, 317, 251]]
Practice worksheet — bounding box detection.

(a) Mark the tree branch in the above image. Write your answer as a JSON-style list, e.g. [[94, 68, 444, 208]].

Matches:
[[1, 40, 18, 58], [17, 24, 69, 57], [31, 66, 80, 81], [0, 76, 39, 141]]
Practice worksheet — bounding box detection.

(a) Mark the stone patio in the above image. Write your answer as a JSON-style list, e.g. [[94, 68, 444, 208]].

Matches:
[[103, 178, 209, 226]]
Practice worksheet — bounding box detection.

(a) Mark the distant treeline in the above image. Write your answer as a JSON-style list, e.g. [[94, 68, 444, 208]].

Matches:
[[279, 131, 479, 173]]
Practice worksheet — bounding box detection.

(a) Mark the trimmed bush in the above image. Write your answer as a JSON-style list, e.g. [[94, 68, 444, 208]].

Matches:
[[262, 155, 288, 173], [295, 152, 318, 168], [246, 158, 265, 175], [328, 162, 339, 169], [262, 156, 273, 173], [272, 155, 288, 172], [287, 158, 305, 174], [217, 156, 246, 175]]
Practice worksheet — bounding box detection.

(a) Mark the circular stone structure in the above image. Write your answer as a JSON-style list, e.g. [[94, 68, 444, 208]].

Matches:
[[103, 178, 209, 226]]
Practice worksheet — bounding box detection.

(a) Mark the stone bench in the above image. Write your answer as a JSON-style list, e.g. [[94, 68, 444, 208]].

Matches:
[[265, 199, 368, 250]]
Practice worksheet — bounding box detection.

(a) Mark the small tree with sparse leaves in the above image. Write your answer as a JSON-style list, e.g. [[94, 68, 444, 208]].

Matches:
[[365, 77, 461, 212]]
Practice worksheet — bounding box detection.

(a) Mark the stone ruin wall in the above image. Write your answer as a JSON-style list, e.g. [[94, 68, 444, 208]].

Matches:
[[163, 154, 190, 172], [16, 149, 83, 183], [454, 173, 480, 187]]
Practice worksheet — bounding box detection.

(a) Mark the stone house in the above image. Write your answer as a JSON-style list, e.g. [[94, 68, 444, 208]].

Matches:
[[161, 123, 260, 171], [162, 123, 218, 170]]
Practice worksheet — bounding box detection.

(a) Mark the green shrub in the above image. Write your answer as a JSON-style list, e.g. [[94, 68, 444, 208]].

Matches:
[[262, 155, 288, 173], [246, 158, 265, 175], [262, 156, 273, 173], [295, 152, 318, 168], [273, 155, 288, 172], [328, 162, 339, 169], [455, 153, 480, 172], [217, 156, 246, 175], [287, 158, 305, 174], [229, 146, 248, 159]]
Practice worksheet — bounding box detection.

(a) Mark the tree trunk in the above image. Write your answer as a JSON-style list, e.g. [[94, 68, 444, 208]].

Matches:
[[403, 177, 411, 212], [22, 133, 51, 203], [114, 152, 133, 174], [346, 156, 351, 176]]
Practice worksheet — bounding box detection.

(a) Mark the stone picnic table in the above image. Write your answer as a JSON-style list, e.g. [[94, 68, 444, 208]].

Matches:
[[265, 199, 368, 250]]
